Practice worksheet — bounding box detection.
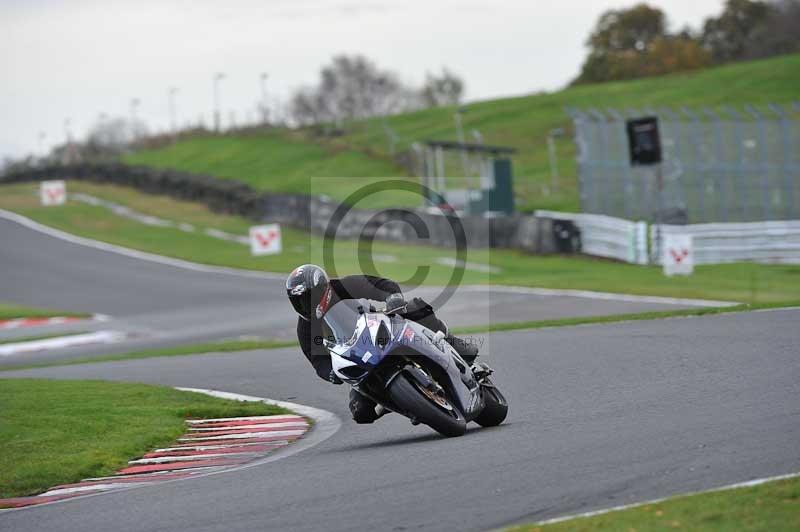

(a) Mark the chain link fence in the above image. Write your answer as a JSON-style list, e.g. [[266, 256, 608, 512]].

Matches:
[[568, 103, 800, 223]]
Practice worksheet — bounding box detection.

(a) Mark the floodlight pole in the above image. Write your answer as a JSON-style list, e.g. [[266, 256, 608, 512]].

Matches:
[[454, 108, 471, 174], [63, 118, 72, 144], [425, 145, 437, 205], [376, 78, 396, 156], [129, 98, 140, 123], [213, 73, 226, 132], [168, 87, 178, 135], [260, 73, 268, 125], [129, 98, 141, 142], [454, 108, 474, 213]]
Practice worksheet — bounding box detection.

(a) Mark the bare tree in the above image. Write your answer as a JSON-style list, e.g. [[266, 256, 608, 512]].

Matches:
[[290, 87, 332, 126], [744, 0, 800, 59], [316, 55, 409, 121], [420, 68, 465, 107], [85, 116, 147, 156], [290, 54, 458, 129]]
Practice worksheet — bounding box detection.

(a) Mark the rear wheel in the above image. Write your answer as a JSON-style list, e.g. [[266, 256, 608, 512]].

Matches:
[[474, 380, 508, 427], [388, 373, 466, 437]]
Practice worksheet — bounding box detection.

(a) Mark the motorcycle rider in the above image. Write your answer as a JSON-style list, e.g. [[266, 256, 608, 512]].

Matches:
[[286, 264, 478, 424]]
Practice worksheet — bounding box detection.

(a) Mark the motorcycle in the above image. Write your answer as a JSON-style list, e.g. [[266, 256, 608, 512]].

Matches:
[[321, 298, 508, 437]]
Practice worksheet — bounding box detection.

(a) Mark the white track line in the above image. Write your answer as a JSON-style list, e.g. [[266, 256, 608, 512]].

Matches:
[[0, 208, 283, 280], [455, 284, 738, 308], [0, 330, 126, 356], [753, 306, 800, 313], [41, 483, 153, 497], [535, 471, 800, 526]]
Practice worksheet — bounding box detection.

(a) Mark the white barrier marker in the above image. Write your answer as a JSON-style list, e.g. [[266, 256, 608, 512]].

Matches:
[[40, 180, 66, 206], [663, 234, 694, 276], [249, 223, 282, 256]]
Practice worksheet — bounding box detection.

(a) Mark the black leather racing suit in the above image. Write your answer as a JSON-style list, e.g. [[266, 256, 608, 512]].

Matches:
[[295, 275, 472, 423], [295, 275, 449, 382]]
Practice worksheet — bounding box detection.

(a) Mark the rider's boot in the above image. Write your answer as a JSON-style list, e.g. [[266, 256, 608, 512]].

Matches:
[[472, 362, 493, 382], [425, 317, 479, 365], [349, 389, 389, 423]]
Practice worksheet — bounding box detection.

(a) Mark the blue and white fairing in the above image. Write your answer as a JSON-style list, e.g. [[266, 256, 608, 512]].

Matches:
[[323, 299, 451, 384], [323, 299, 481, 417]]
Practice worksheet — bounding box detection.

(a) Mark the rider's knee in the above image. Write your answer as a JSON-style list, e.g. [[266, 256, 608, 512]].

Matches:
[[349, 391, 378, 424]]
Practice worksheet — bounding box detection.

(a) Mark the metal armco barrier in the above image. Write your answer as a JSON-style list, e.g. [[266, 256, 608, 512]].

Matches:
[[656, 220, 800, 265], [536, 210, 648, 264], [541, 209, 800, 265]]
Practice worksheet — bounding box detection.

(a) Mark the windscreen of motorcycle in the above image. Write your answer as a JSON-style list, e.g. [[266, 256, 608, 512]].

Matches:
[[321, 298, 368, 347]]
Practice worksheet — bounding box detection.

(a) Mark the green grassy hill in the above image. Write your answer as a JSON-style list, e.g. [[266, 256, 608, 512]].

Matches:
[[125, 133, 416, 207], [127, 54, 800, 212]]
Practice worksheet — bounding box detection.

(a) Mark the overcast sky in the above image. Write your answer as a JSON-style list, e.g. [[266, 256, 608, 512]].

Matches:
[[1, 0, 725, 161]]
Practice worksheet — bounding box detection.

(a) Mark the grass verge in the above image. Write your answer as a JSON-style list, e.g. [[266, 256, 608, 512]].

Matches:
[[0, 303, 89, 321], [2, 182, 800, 304], [0, 379, 289, 500], [126, 132, 416, 208], [0, 339, 298, 372], [510, 474, 800, 532]]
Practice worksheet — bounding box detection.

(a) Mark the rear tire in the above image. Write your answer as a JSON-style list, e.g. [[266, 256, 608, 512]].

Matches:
[[388, 373, 467, 437], [474, 381, 508, 427]]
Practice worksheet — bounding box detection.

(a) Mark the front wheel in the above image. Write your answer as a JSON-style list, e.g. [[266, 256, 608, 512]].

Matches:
[[388, 373, 466, 437]]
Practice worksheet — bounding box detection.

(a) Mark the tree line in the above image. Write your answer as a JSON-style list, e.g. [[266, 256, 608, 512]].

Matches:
[[574, 0, 800, 84], [289, 55, 463, 129]]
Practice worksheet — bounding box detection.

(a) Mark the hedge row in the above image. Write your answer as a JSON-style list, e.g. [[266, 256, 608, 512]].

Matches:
[[1, 162, 269, 220]]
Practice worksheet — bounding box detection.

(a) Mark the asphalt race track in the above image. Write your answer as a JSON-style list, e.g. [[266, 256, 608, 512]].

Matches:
[[2, 215, 798, 532], [0, 216, 710, 367], [3, 309, 799, 531]]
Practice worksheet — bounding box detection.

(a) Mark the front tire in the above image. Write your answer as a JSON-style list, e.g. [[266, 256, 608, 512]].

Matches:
[[388, 373, 467, 437]]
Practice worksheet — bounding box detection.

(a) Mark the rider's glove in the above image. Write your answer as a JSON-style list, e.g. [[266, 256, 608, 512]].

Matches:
[[328, 370, 343, 385], [385, 292, 406, 314]]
